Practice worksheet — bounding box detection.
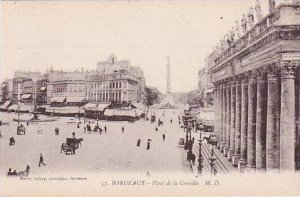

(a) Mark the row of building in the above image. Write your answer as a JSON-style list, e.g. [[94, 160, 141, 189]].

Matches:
[[198, 1, 300, 171], [0, 54, 146, 112]]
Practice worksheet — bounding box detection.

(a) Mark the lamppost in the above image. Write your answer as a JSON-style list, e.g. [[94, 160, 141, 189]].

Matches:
[[197, 124, 204, 175], [209, 155, 217, 175], [96, 104, 99, 126]]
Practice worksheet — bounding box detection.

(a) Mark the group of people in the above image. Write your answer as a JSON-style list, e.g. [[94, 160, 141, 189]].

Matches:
[[7, 168, 18, 176], [83, 123, 107, 135], [136, 138, 152, 150]]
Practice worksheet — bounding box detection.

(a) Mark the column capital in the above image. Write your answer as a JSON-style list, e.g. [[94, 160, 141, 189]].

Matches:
[[256, 68, 268, 82], [247, 70, 258, 83], [280, 60, 300, 79], [266, 65, 280, 81]]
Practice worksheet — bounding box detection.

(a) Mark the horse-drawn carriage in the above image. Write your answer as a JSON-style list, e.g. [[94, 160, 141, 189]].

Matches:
[[17, 165, 30, 177], [17, 124, 26, 135], [61, 138, 83, 155]]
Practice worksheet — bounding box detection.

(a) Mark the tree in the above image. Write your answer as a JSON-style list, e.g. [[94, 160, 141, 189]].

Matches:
[[144, 87, 162, 106]]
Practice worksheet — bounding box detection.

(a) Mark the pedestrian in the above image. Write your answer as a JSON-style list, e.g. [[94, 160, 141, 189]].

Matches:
[[122, 126, 124, 133], [99, 128, 102, 135], [84, 126, 86, 133], [191, 152, 196, 165], [162, 134, 165, 141], [170, 119, 172, 124], [155, 127, 158, 131], [179, 120, 181, 125], [9, 137, 15, 146], [104, 125, 107, 133], [72, 132, 76, 138], [12, 170, 18, 176], [146, 141, 151, 150], [39, 153, 46, 167], [137, 138, 141, 147], [26, 121, 29, 126], [77, 122, 80, 128], [7, 168, 12, 176]]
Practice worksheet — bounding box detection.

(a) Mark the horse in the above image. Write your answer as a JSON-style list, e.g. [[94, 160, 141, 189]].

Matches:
[[76, 138, 83, 147], [203, 136, 218, 147], [61, 143, 76, 155], [17, 165, 30, 177]]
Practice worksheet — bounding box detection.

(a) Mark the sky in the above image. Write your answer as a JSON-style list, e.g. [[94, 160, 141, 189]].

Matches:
[[0, 0, 279, 93]]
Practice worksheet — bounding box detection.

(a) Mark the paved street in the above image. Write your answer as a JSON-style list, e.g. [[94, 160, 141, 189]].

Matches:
[[0, 109, 191, 176]]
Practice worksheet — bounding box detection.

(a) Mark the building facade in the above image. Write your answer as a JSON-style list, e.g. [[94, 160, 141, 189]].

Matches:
[[198, 51, 217, 108], [85, 54, 145, 103], [210, 3, 300, 171], [12, 71, 43, 105], [46, 69, 85, 106]]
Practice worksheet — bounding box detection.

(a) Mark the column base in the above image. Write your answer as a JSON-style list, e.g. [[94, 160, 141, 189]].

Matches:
[[223, 146, 229, 157], [227, 149, 234, 161], [238, 158, 247, 173], [255, 168, 266, 173], [232, 154, 241, 167], [246, 166, 256, 173]]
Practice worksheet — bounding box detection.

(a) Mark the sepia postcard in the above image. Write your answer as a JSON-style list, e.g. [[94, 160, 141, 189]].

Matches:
[[0, 0, 300, 196]]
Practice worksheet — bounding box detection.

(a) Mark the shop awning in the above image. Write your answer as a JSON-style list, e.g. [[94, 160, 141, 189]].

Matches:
[[50, 97, 66, 103], [46, 106, 84, 114], [19, 105, 32, 112], [104, 109, 114, 116], [21, 94, 32, 99], [0, 100, 12, 109], [131, 102, 145, 110], [40, 87, 46, 91], [114, 110, 136, 117], [84, 102, 98, 110], [97, 103, 110, 111], [66, 96, 84, 103], [8, 104, 18, 111]]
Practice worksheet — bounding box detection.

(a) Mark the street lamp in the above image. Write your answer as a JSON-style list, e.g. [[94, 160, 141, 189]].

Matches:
[[209, 155, 217, 175], [198, 136, 203, 175], [96, 104, 99, 126], [197, 124, 204, 175]]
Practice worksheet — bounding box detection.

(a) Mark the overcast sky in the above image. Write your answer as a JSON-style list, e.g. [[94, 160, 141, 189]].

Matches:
[[1, 0, 280, 93]]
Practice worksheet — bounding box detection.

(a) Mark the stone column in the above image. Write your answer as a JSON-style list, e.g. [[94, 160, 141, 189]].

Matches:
[[266, 68, 280, 171], [256, 71, 267, 171], [228, 81, 236, 161], [297, 68, 300, 170], [224, 83, 231, 156], [213, 86, 219, 148], [280, 61, 298, 171], [247, 73, 257, 171], [238, 77, 248, 171], [221, 85, 226, 152], [217, 85, 222, 149], [233, 80, 242, 166]]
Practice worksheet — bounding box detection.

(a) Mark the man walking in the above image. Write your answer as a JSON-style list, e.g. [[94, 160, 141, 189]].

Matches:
[[39, 153, 46, 167], [104, 125, 107, 133], [122, 126, 124, 133], [162, 134, 166, 142]]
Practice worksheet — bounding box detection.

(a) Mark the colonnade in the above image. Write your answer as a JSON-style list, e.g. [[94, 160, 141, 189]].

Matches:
[[213, 61, 300, 171]]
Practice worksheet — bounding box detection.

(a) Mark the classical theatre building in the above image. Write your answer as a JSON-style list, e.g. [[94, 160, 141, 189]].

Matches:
[[210, 3, 300, 172]]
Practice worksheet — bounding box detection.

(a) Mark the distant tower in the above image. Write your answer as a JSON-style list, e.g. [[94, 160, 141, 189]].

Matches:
[[166, 56, 171, 94]]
